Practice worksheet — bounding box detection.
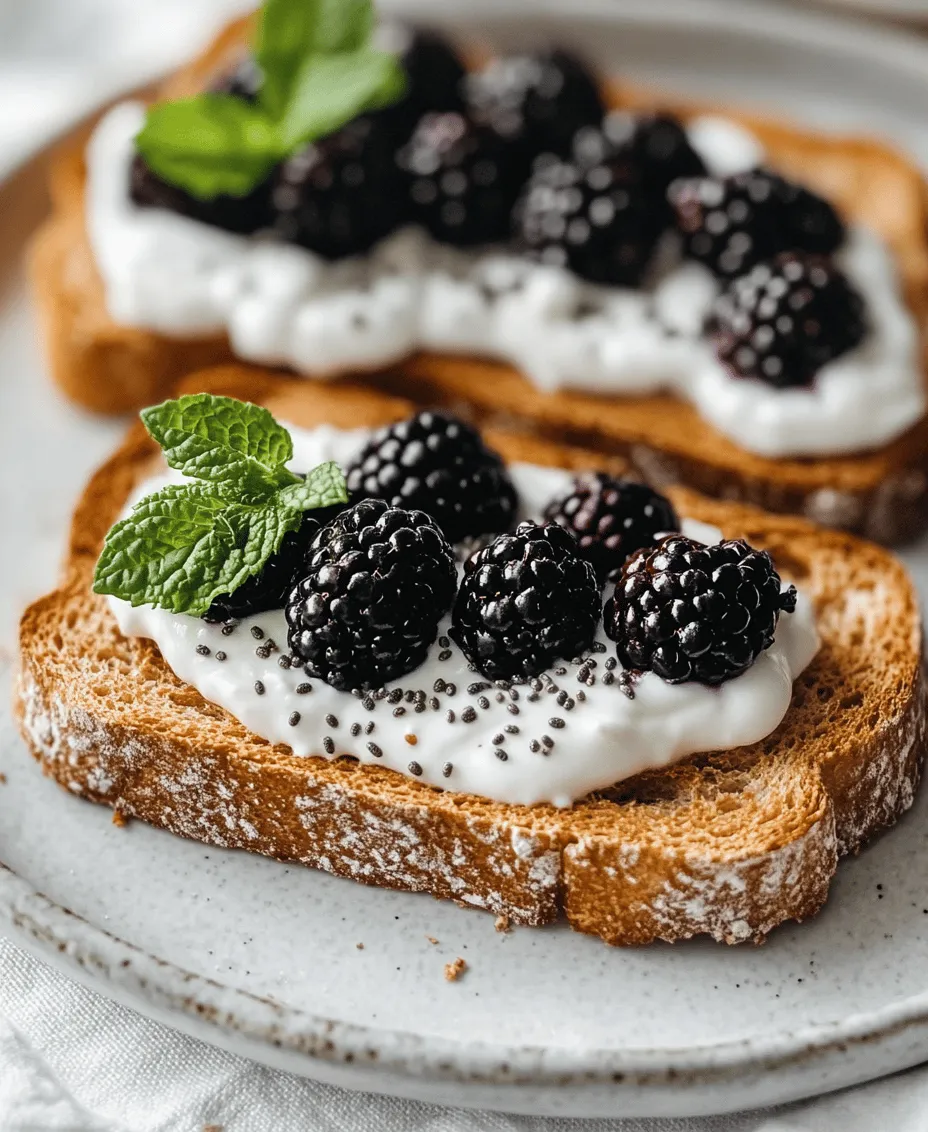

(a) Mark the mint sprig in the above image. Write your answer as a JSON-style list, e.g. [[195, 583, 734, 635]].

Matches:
[[135, 0, 405, 201], [93, 393, 348, 615]]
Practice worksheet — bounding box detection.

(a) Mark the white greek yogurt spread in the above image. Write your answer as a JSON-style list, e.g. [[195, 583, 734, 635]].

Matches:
[[86, 102, 925, 460], [108, 424, 820, 808]]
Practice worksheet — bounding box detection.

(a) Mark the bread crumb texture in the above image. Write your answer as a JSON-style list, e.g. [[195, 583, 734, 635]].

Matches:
[[444, 957, 467, 982], [14, 371, 927, 946]]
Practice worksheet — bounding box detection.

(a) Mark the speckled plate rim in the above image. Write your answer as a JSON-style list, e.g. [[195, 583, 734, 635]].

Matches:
[[8, 0, 928, 1116]]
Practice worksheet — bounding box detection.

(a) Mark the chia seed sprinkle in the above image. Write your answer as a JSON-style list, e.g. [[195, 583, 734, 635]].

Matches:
[[393, 706, 406, 717], [577, 666, 591, 683], [363, 695, 375, 711], [195, 644, 210, 656], [493, 733, 505, 745], [408, 760, 422, 775], [478, 696, 490, 710], [254, 681, 265, 696], [322, 737, 335, 754], [215, 651, 227, 662], [507, 703, 520, 715], [367, 742, 383, 758], [495, 692, 505, 703], [556, 690, 568, 706], [505, 724, 519, 734], [433, 678, 446, 694], [527, 693, 540, 703], [529, 739, 541, 753], [442, 762, 453, 777], [494, 749, 508, 761], [405, 690, 416, 704], [446, 709, 456, 723], [439, 636, 450, 648], [278, 655, 292, 669], [468, 682, 490, 695], [250, 626, 264, 640], [605, 656, 617, 671], [288, 712, 300, 727], [542, 735, 554, 749], [592, 641, 606, 653], [388, 689, 403, 704], [602, 671, 615, 686], [296, 683, 312, 694], [549, 717, 566, 729], [462, 706, 477, 723], [555, 667, 567, 676], [221, 623, 237, 636], [429, 697, 440, 711], [374, 688, 387, 701], [564, 698, 575, 712], [350, 723, 361, 737], [509, 688, 519, 701], [531, 679, 543, 692], [325, 714, 339, 728], [255, 646, 270, 659], [365, 721, 375, 734], [439, 649, 452, 661], [415, 702, 426, 714], [445, 683, 457, 696], [577, 690, 587, 702]]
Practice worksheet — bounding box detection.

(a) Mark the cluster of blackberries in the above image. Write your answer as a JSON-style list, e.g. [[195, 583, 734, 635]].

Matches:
[[203, 410, 794, 691]]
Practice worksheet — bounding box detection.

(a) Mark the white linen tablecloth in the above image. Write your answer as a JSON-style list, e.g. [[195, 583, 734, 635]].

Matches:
[[3, 0, 928, 1128]]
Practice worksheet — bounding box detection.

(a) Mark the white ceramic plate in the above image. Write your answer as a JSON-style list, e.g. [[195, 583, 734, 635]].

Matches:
[[5, 0, 928, 1119]]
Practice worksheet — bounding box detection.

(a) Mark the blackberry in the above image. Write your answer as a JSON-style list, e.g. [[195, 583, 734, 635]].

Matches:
[[583, 112, 706, 200], [396, 111, 526, 245], [129, 60, 271, 234], [345, 411, 517, 543], [604, 535, 797, 686], [513, 146, 663, 286], [202, 501, 348, 623], [390, 27, 466, 122], [668, 167, 845, 278], [286, 499, 457, 690], [465, 50, 604, 160], [544, 475, 679, 584], [709, 251, 867, 388], [271, 114, 405, 257], [450, 521, 600, 681]]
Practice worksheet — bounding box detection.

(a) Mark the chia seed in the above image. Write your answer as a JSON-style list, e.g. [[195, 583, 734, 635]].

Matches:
[[367, 742, 383, 758], [549, 717, 565, 729], [602, 671, 615, 686], [462, 706, 477, 723], [556, 690, 568, 706], [478, 696, 490, 710], [605, 656, 617, 671], [388, 689, 403, 704], [363, 695, 375, 711], [325, 714, 339, 728], [221, 623, 237, 636], [493, 733, 505, 745], [592, 641, 606, 653], [408, 761, 423, 776], [288, 712, 300, 727], [433, 678, 446, 694], [405, 690, 416, 704], [446, 709, 456, 723], [564, 698, 575, 712], [296, 683, 312, 694], [542, 735, 554, 749], [439, 636, 450, 649], [495, 692, 505, 703], [350, 723, 361, 737], [507, 703, 520, 715], [530, 739, 541, 753], [505, 725, 519, 734], [374, 688, 387, 701], [527, 693, 540, 703], [322, 736, 335, 754], [494, 749, 508, 761], [468, 682, 490, 695], [439, 650, 452, 661], [365, 721, 375, 734], [215, 651, 227, 662], [577, 690, 587, 702], [196, 644, 210, 656], [429, 697, 440, 711], [278, 655, 292, 669], [251, 626, 265, 640], [415, 702, 426, 714], [393, 706, 406, 717], [254, 681, 265, 696], [555, 667, 567, 676], [445, 683, 457, 696], [509, 688, 519, 701], [442, 762, 453, 778]]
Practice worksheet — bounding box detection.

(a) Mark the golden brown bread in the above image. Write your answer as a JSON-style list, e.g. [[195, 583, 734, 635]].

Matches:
[[28, 16, 928, 542], [14, 366, 928, 945]]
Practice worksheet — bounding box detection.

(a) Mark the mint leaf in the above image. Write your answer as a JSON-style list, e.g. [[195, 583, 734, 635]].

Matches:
[[277, 461, 348, 511], [254, 0, 322, 119], [93, 484, 307, 616], [279, 48, 406, 151], [141, 394, 300, 497], [135, 94, 282, 200], [315, 0, 374, 54]]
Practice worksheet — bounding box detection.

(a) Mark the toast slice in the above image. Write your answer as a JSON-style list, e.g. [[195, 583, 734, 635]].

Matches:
[[28, 16, 928, 544], [14, 365, 927, 945]]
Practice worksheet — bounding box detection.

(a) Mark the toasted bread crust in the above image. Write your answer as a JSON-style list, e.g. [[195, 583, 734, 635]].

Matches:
[[14, 367, 928, 944], [27, 16, 928, 542]]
